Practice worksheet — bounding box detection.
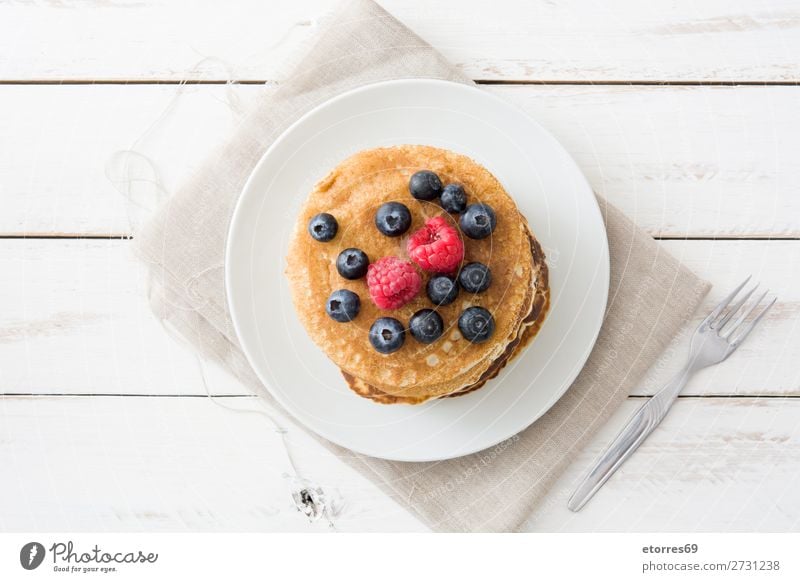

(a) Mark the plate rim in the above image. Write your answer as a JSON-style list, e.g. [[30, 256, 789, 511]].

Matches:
[[225, 78, 610, 461]]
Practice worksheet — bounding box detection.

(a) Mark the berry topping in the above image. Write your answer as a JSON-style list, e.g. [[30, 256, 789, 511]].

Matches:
[[459, 262, 492, 293], [441, 183, 467, 214], [308, 212, 338, 242], [427, 274, 459, 306], [325, 289, 360, 322], [409, 309, 444, 344], [407, 216, 465, 273], [458, 307, 495, 343], [375, 202, 412, 237], [409, 170, 443, 201], [336, 248, 369, 280], [369, 317, 406, 354], [366, 256, 422, 310], [460, 203, 497, 239]]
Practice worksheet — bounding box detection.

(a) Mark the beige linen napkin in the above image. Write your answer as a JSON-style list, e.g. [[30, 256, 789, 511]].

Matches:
[[135, 0, 710, 532]]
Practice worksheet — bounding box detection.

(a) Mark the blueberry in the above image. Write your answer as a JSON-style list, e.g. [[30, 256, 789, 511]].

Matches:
[[441, 183, 467, 214], [458, 262, 492, 293], [427, 274, 459, 306], [409, 170, 443, 201], [458, 307, 495, 343], [459, 203, 496, 239], [326, 289, 360, 322], [409, 309, 444, 344], [336, 248, 369, 280], [369, 317, 406, 354], [308, 212, 338, 242], [375, 202, 412, 237]]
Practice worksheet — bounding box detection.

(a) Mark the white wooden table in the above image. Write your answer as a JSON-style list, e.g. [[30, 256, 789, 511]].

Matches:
[[2, 0, 799, 532]]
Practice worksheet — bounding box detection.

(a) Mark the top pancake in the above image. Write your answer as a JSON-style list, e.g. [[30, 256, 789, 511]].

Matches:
[[285, 145, 540, 401], [342, 228, 550, 404]]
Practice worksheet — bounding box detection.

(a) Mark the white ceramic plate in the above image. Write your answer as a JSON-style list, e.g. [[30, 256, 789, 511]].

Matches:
[[226, 79, 609, 462]]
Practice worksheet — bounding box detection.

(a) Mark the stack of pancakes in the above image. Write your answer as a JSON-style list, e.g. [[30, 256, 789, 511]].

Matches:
[[285, 145, 549, 404]]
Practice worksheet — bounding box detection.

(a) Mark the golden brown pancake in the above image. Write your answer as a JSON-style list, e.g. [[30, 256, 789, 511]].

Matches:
[[284, 145, 549, 403], [345, 232, 549, 404]]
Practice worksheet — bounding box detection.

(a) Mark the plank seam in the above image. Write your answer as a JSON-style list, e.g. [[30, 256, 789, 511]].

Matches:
[[3, 236, 798, 242], [0, 235, 133, 240], [0, 393, 257, 398], [0, 393, 794, 399], [0, 80, 797, 87]]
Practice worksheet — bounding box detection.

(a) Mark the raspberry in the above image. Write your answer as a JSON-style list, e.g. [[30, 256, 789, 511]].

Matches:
[[406, 216, 464, 273], [366, 256, 422, 310]]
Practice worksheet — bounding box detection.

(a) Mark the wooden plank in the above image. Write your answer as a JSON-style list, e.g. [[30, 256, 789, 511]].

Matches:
[[1, 395, 797, 531], [0, 0, 331, 83], [2, 84, 799, 237], [1, 239, 797, 397], [632, 238, 800, 397], [499, 85, 800, 239], [0, 238, 245, 396], [527, 397, 800, 532], [0, 84, 251, 237], [2, 1, 800, 82], [0, 394, 422, 532]]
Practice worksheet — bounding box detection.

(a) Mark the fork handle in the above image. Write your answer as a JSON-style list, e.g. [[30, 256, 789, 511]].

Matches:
[[567, 365, 693, 512]]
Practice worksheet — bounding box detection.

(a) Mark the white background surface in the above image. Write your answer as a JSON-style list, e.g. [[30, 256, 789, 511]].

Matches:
[[1, 0, 799, 532]]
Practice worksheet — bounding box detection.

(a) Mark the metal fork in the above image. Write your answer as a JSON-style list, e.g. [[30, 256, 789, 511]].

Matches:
[[568, 276, 776, 512]]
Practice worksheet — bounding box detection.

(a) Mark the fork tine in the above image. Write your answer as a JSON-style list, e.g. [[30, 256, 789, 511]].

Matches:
[[703, 275, 751, 326], [721, 289, 768, 338], [729, 296, 776, 347], [717, 284, 758, 331]]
